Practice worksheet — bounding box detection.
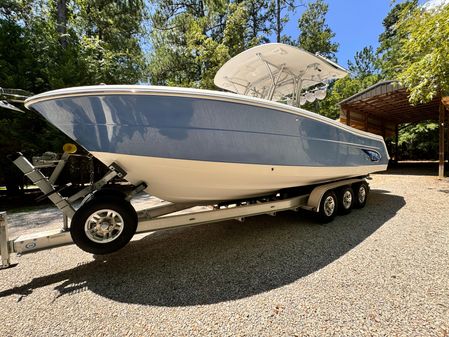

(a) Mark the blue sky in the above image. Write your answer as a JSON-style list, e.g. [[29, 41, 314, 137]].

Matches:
[[283, 0, 426, 67]]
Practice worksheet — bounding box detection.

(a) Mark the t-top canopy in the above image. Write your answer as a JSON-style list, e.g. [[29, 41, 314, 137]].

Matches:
[[214, 43, 348, 106]]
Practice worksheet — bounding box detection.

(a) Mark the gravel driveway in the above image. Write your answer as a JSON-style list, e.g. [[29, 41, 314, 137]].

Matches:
[[0, 173, 448, 336]]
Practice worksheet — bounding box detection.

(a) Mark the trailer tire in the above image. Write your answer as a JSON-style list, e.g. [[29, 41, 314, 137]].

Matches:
[[338, 186, 354, 215], [353, 181, 369, 209], [70, 195, 137, 255], [317, 190, 338, 223]]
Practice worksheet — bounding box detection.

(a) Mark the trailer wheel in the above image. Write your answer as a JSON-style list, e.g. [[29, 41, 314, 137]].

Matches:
[[70, 196, 137, 255], [338, 186, 354, 215], [317, 190, 338, 223], [353, 181, 369, 209]]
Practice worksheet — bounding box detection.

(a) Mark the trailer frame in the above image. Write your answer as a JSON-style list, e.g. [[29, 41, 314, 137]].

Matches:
[[0, 151, 369, 269]]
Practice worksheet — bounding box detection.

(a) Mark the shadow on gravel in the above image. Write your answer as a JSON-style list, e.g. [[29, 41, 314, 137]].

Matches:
[[0, 190, 405, 306]]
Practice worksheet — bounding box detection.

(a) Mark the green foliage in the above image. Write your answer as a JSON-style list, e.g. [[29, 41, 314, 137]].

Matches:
[[377, 0, 417, 80], [246, 0, 272, 44], [0, 0, 146, 92], [185, 5, 242, 88], [148, 0, 250, 89], [305, 43, 379, 118], [0, 107, 71, 191], [374, 0, 442, 159], [317, 75, 380, 120], [348, 46, 379, 79], [0, 0, 147, 192], [398, 122, 439, 159], [394, 4, 449, 104], [0, 20, 38, 90], [378, 0, 417, 50], [268, 0, 299, 43], [297, 0, 338, 60], [74, 0, 146, 84]]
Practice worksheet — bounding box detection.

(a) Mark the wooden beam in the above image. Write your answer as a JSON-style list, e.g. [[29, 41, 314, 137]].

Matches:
[[346, 97, 440, 121], [442, 96, 449, 107], [395, 124, 399, 162], [439, 102, 445, 178]]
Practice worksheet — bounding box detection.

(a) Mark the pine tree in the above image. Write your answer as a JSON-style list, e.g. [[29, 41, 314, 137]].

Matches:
[[297, 0, 338, 60], [148, 0, 252, 89], [347, 46, 379, 79], [377, 0, 418, 79]]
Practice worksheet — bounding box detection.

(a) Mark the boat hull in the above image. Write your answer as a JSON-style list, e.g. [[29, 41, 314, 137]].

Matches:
[[26, 85, 389, 202], [92, 152, 386, 202]]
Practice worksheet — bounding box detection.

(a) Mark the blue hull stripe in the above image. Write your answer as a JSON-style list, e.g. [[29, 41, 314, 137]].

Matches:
[[31, 94, 389, 167]]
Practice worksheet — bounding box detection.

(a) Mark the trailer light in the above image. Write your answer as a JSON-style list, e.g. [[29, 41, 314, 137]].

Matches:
[[63, 143, 77, 154]]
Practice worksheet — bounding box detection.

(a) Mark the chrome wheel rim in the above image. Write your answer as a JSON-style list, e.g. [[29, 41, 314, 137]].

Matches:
[[323, 196, 336, 216], [84, 209, 124, 243], [358, 186, 366, 204], [342, 190, 353, 209]]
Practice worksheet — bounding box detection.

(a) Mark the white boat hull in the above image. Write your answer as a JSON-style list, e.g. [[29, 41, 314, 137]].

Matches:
[[93, 152, 387, 203]]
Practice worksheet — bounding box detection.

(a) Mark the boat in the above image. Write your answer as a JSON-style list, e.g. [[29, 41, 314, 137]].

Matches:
[[24, 43, 389, 203]]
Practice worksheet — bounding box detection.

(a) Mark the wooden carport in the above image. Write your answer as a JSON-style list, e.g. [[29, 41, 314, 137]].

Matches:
[[339, 81, 449, 178]]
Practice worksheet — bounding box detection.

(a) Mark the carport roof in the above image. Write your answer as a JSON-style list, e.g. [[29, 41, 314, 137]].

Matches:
[[339, 80, 441, 126]]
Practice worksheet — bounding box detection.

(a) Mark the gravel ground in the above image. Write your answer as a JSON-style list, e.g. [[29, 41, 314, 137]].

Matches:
[[1, 173, 449, 336]]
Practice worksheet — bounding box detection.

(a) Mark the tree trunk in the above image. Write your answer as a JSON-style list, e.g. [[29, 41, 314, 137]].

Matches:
[[252, 12, 257, 41], [56, 0, 68, 48], [276, 0, 281, 42]]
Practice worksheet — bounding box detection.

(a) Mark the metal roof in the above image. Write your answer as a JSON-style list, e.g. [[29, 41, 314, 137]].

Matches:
[[339, 80, 402, 105], [339, 80, 441, 137]]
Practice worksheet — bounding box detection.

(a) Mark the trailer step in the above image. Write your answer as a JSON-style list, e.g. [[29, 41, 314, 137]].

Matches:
[[10, 153, 76, 218]]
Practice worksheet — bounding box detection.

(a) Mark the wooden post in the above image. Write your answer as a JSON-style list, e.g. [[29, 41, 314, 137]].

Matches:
[[0, 212, 11, 269], [439, 102, 445, 178], [346, 109, 351, 126], [395, 124, 399, 162], [440, 97, 449, 176], [443, 97, 449, 173]]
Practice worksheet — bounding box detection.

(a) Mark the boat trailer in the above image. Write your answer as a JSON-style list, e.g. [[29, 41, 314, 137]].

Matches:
[[0, 151, 370, 269]]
